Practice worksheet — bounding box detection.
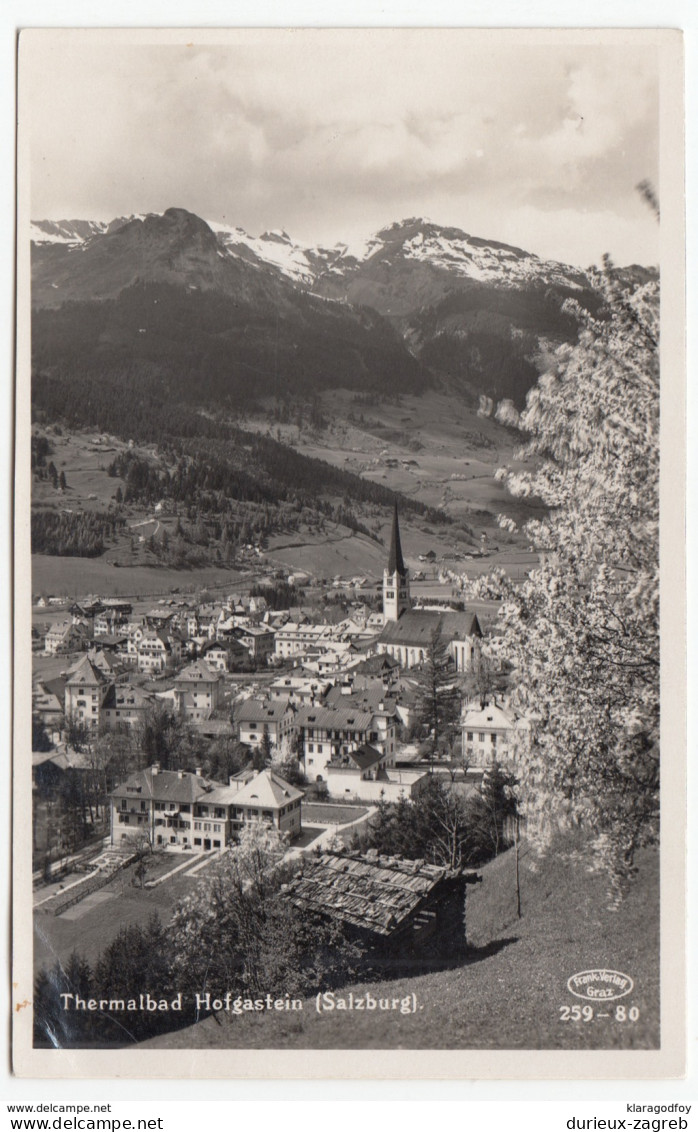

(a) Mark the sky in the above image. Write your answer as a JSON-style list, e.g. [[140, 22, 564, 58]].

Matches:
[[23, 29, 661, 268]]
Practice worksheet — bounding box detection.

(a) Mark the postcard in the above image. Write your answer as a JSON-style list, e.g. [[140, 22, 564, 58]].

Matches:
[[12, 26, 686, 1078]]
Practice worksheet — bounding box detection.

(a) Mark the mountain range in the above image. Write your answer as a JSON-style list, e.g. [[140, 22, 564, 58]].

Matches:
[[31, 207, 655, 420]]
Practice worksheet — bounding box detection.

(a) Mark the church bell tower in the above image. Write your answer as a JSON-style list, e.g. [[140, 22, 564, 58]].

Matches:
[[383, 503, 410, 622]]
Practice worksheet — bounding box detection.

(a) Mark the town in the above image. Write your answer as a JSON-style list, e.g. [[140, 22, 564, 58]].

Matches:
[[32, 505, 526, 862]]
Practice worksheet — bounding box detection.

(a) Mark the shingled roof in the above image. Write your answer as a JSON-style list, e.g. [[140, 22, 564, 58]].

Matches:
[[286, 851, 460, 936]]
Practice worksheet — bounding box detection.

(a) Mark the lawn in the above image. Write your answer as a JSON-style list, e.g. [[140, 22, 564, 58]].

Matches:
[[143, 832, 660, 1051], [301, 803, 369, 825], [33, 856, 200, 974]]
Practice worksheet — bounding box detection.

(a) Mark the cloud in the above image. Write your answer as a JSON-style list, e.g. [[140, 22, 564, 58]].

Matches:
[[24, 32, 659, 266]]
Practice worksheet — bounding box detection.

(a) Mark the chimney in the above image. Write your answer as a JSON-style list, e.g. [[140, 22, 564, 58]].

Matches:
[[177, 770, 184, 779], [195, 766, 203, 777], [152, 763, 160, 776]]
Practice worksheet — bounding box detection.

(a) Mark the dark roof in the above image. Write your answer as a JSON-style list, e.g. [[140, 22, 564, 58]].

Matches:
[[353, 654, 400, 675], [378, 609, 482, 648], [235, 698, 295, 723], [102, 685, 153, 710], [325, 686, 398, 716], [334, 743, 383, 770], [295, 705, 375, 732], [387, 503, 406, 578], [285, 851, 457, 936], [111, 766, 215, 804]]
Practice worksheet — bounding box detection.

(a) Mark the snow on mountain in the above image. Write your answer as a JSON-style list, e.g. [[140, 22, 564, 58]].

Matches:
[[364, 218, 589, 291], [31, 211, 590, 294], [30, 219, 109, 246], [209, 220, 320, 284], [30, 215, 153, 247]]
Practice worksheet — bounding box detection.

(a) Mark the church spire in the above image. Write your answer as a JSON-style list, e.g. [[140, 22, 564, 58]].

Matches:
[[388, 502, 406, 577]]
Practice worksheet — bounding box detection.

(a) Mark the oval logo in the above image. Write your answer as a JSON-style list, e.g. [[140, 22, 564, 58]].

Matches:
[[567, 969, 634, 1001]]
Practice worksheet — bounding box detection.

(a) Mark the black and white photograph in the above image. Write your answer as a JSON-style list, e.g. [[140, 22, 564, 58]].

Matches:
[[12, 26, 686, 1077]]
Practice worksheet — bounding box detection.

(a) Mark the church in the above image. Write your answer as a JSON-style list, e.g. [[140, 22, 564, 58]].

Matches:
[[375, 505, 483, 672]]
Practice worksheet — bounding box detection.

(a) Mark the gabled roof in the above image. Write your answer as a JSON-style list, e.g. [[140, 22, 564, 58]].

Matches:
[[102, 684, 154, 710], [353, 654, 400, 675], [462, 703, 516, 730], [65, 655, 109, 686], [285, 851, 458, 936], [235, 698, 294, 723], [214, 768, 303, 810], [331, 742, 383, 771], [378, 609, 482, 647], [174, 660, 220, 684]]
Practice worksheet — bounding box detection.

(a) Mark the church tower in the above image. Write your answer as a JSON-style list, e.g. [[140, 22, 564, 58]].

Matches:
[[383, 503, 410, 622]]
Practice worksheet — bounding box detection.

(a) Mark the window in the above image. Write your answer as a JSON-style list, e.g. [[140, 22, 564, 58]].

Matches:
[[194, 838, 201, 846], [478, 733, 485, 743], [467, 732, 473, 741]]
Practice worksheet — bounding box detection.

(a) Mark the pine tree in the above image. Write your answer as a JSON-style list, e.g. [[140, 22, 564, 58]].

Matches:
[[417, 626, 462, 765]]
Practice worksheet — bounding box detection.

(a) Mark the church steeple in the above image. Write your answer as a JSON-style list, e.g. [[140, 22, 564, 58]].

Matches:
[[383, 503, 410, 622], [388, 502, 406, 577]]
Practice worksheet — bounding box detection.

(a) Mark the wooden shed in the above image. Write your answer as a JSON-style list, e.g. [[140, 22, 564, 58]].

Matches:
[[285, 849, 481, 967]]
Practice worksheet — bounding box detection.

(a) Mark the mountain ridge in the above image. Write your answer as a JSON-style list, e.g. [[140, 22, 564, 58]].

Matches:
[[30, 208, 657, 412]]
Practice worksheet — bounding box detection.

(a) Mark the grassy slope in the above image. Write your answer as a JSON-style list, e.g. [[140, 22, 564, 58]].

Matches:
[[144, 834, 659, 1051]]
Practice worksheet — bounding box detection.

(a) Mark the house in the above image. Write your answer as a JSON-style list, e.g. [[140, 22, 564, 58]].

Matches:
[[44, 619, 88, 656], [92, 599, 132, 636], [67, 647, 117, 681], [461, 701, 531, 767], [101, 684, 155, 731], [235, 698, 296, 757], [268, 674, 332, 705], [285, 849, 481, 963], [143, 608, 175, 632], [109, 764, 303, 852], [236, 625, 275, 663], [273, 622, 332, 660], [324, 742, 389, 797], [207, 768, 303, 838], [324, 680, 418, 734], [295, 703, 397, 779], [200, 639, 248, 672], [172, 660, 222, 720], [63, 655, 111, 731], [32, 677, 66, 733], [110, 765, 220, 851], [137, 633, 178, 674]]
